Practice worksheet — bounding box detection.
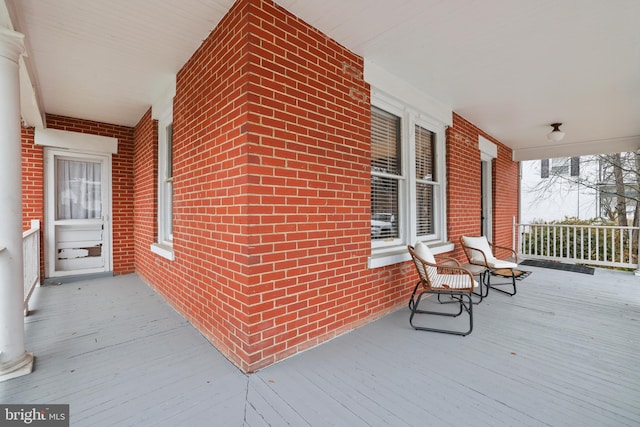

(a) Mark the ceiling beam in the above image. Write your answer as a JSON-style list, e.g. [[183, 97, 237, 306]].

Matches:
[[513, 136, 640, 162]]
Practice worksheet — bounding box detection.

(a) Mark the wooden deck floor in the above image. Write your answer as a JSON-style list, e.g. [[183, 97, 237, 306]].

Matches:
[[2, 266, 639, 426]]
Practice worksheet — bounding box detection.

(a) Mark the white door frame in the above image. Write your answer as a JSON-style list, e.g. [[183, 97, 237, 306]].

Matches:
[[479, 136, 497, 242], [481, 159, 493, 242], [44, 148, 113, 278]]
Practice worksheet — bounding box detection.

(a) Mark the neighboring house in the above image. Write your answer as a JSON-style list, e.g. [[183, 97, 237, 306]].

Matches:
[[520, 157, 597, 223], [520, 154, 638, 223], [16, 0, 518, 373]]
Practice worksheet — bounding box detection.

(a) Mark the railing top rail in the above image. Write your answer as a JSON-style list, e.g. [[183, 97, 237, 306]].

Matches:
[[23, 227, 39, 239], [517, 222, 640, 231], [22, 220, 40, 239]]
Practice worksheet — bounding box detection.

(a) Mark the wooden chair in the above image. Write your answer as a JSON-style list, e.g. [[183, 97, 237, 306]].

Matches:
[[407, 243, 477, 336], [460, 236, 519, 296]]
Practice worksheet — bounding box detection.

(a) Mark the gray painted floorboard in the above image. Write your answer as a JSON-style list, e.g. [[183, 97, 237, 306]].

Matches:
[[1, 267, 639, 426]]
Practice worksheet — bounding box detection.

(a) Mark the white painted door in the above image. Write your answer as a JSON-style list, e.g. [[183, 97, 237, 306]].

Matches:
[[45, 149, 112, 277]]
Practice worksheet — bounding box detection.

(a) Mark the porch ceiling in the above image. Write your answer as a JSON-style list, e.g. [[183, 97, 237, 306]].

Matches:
[[4, 0, 639, 161]]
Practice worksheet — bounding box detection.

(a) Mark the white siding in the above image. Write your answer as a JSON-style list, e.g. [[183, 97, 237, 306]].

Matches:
[[521, 159, 599, 223]]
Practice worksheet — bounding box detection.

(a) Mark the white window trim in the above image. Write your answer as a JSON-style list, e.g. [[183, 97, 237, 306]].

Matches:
[[151, 98, 175, 261], [368, 89, 451, 269], [151, 241, 174, 261], [158, 116, 173, 245]]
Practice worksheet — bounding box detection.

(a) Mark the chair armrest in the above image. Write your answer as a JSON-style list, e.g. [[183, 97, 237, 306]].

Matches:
[[488, 243, 519, 263], [434, 260, 472, 276], [408, 246, 474, 291], [437, 257, 461, 267]]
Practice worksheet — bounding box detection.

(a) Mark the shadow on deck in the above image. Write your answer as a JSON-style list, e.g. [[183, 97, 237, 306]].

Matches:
[[2, 266, 640, 426]]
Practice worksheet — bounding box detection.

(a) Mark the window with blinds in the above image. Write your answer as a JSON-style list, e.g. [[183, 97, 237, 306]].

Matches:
[[415, 125, 436, 236], [369, 92, 448, 261], [371, 107, 400, 240], [542, 157, 580, 178]]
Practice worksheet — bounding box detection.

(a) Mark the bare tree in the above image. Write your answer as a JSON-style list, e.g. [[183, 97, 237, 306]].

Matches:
[[612, 152, 628, 226]]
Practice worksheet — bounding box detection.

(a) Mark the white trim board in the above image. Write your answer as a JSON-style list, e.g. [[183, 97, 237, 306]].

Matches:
[[364, 58, 452, 127], [479, 135, 497, 160], [35, 128, 118, 154]]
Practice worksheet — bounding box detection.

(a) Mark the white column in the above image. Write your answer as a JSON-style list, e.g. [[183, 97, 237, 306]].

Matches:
[[0, 27, 33, 382]]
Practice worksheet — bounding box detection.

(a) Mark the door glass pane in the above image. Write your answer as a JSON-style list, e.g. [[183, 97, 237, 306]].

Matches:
[[56, 158, 102, 220]]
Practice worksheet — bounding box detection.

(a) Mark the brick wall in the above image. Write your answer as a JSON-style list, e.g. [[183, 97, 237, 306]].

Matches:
[[447, 113, 482, 260], [21, 115, 135, 276], [22, 127, 43, 231], [132, 0, 519, 372], [22, 127, 44, 276], [133, 0, 413, 372], [492, 137, 520, 255], [134, 0, 252, 369], [243, 0, 376, 368], [446, 112, 519, 261], [132, 108, 158, 280]]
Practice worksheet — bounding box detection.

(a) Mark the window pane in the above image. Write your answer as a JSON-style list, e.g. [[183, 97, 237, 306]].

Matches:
[[371, 176, 399, 239], [551, 157, 569, 175], [371, 107, 401, 241], [416, 125, 435, 237], [541, 159, 549, 178], [163, 123, 174, 242], [371, 107, 400, 176], [166, 124, 173, 179], [56, 159, 102, 220], [166, 181, 173, 239], [416, 182, 434, 236], [415, 125, 435, 181]]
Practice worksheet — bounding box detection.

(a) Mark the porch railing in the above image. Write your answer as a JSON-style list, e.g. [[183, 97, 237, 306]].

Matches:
[[23, 219, 41, 316], [513, 218, 640, 271]]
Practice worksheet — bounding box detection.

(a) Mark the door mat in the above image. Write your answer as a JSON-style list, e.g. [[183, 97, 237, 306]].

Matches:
[[519, 259, 595, 275], [491, 269, 531, 280]]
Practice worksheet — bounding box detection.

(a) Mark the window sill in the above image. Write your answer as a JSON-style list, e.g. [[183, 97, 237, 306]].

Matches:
[[151, 243, 174, 261], [368, 241, 454, 269]]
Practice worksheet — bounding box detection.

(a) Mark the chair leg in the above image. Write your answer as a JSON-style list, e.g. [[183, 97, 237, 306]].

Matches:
[[436, 293, 470, 311], [408, 281, 421, 311], [471, 271, 489, 304], [409, 291, 473, 336], [485, 269, 517, 296]]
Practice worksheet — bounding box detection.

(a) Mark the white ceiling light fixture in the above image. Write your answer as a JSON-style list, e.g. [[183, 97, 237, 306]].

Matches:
[[547, 123, 565, 142]]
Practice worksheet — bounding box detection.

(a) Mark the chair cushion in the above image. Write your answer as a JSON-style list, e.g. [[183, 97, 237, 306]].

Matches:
[[414, 242, 437, 282], [487, 259, 518, 269], [431, 274, 478, 290], [462, 236, 493, 264], [414, 241, 435, 264]]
